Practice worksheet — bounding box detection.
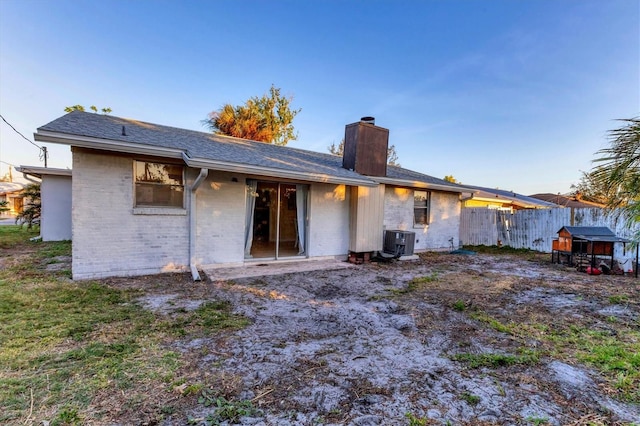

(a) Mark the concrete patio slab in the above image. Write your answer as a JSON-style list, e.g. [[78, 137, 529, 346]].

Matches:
[[202, 258, 354, 281]]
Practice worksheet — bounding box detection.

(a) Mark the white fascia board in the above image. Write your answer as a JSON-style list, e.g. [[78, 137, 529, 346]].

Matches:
[[34, 130, 185, 160], [16, 165, 72, 178], [371, 176, 472, 193], [463, 195, 512, 203], [182, 153, 378, 187]]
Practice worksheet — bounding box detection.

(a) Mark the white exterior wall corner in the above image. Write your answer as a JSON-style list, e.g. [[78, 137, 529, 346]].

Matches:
[[41, 175, 72, 241], [71, 151, 190, 279], [383, 187, 461, 251]]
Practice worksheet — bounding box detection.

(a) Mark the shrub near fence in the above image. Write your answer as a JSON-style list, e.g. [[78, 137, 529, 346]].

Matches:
[[460, 208, 639, 265]]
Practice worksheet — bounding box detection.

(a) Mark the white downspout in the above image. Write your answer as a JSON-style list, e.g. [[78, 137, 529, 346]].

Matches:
[[22, 173, 40, 184], [190, 168, 209, 281]]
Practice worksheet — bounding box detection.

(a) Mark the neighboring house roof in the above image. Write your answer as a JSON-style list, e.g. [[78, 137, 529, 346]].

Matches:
[[462, 185, 557, 209], [15, 166, 72, 179], [35, 111, 468, 193], [0, 182, 25, 195], [529, 193, 605, 209]]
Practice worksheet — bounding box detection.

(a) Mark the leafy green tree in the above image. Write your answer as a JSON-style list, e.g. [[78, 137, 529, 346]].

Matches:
[[64, 105, 112, 114], [15, 183, 41, 229], [443, 175, 459, 184], [590, 117, 640, 242], [570, 170, 611, 204], [328, 139, 400, 166], [204, 85, 300, 146]]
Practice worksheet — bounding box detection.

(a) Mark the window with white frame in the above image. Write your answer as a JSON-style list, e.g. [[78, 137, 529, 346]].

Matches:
[[414, 190, 430, 225], [134, 161, 184, 208]]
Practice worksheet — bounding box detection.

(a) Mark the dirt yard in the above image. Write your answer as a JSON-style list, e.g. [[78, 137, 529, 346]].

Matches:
[[104, 251, 640, 425]]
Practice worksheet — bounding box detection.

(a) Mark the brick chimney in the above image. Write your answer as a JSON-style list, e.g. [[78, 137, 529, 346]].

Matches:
[[342, 117, 390, 177]]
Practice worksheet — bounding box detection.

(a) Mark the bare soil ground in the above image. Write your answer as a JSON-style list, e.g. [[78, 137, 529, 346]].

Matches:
[[104, 252, 640, 425]]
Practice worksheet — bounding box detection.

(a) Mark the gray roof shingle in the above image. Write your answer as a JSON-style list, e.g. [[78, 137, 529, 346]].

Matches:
[[38, 111, 462, 190]]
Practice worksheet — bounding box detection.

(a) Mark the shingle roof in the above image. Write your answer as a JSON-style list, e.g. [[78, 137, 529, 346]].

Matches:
[[37, 111, 464, 191], [559, 226, 630, 243], [385, 164, 462, 187], [463, 185, 557, 208], [529, 193, 605, 208]]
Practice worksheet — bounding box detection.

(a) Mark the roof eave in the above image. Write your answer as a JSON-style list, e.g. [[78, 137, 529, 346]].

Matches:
[[34, 130, 377, 188], [463, 195, 513, 204], [182, 153, 377, 187], [15, 165, 72, 178], [371, 176, 471, 194], [34, 130, 185, 160]]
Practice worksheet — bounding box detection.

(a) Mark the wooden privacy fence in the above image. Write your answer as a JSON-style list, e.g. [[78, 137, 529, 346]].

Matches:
[[460, 208, 638, 254]]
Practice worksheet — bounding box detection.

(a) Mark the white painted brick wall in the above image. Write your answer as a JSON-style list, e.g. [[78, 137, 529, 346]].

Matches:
[[72, 152, 461, 279], [196, 171, 246, 265], [307, 183, 350, 257], [383, 187, 461, 251], [41, 175, 72, 241], [72, 151, 189, 279]]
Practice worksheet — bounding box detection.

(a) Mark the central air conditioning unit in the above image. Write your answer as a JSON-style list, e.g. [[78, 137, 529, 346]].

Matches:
[[383, 230, 415, 257]]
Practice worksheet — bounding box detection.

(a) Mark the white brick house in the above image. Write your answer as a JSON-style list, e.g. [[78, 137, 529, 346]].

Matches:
[[35, 112, 470, 280]]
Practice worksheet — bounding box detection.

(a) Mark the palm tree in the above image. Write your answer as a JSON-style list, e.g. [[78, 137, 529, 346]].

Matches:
[[204, 85, 299, 145], [591, 117, 640, 242]]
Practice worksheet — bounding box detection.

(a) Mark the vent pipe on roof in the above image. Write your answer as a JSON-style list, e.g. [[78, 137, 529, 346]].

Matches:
[[122, 126, 127, 136]]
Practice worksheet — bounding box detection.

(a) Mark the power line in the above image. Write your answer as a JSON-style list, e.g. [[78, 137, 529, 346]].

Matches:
[[0, 113, 48, 166], [0, 114, 42, 150]]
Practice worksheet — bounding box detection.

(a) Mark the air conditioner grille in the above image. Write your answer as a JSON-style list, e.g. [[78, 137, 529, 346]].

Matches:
[[383, 230, 415, 256]]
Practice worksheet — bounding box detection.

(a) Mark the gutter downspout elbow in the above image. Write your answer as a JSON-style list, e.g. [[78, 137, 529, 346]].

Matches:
[[22, 173, 41, 184], [190, 168, 209, 281]]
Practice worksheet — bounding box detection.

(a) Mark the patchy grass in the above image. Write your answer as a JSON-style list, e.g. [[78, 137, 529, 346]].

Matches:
[[452, 351, 540, 368], [459, 391, 481, 405], [463, 246, 549, 261], [469, 308, 640, 402], [452, 300, 466, 312], [405, 412, 433, 425], [469, 311, 518, 335], [0, 226, 249, 424], [546, 325, 640, 402], [0, 225, 39, 248], [389, 273, 440, 295], [525, 416, 549, 425], [192, 390, 260, 425]]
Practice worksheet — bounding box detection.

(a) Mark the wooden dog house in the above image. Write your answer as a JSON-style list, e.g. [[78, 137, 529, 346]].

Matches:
[[552, 226, 638, 277]]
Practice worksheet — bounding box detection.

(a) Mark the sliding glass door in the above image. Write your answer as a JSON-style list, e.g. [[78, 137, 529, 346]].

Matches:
[[245, 181, 307, 259]]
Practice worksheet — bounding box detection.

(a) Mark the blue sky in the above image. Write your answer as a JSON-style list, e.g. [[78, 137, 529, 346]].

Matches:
[[0, 0, 638, 194]]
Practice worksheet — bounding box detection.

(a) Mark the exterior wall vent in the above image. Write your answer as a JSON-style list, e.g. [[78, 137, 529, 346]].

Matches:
[[383, 230, 415, 256]]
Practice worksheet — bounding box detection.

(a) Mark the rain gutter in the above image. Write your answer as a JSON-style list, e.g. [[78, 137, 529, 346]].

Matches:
[[182, 153, 377, 187], [370, 176, 474, 194]]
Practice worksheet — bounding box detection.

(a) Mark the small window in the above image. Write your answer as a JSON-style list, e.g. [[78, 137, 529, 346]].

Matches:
[[134, 161, 184, 208], [414, 190, 430, 226]]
